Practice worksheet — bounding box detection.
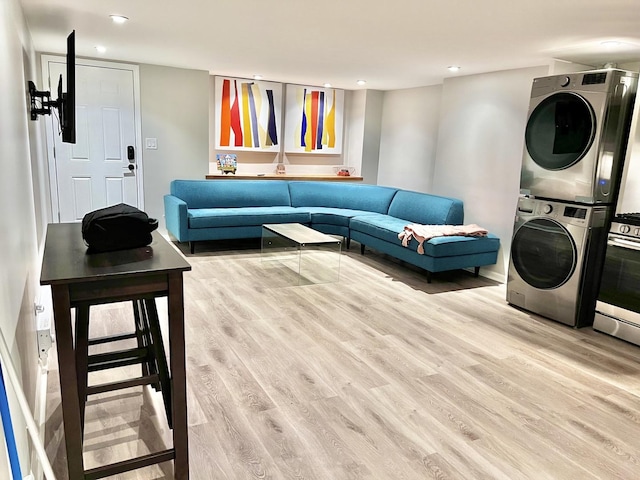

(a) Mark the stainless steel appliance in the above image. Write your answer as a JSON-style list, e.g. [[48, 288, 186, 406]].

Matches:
[[594, 214, 640, 345], [507, 196, 610, 327], [520, 69, 637, 204]]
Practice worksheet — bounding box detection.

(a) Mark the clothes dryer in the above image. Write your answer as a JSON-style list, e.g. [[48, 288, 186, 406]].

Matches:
[[507, 196, 610, 327], [520, 69, 637, 204]]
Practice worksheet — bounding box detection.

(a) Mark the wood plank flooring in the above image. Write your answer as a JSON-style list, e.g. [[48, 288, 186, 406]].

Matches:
[[44, 239, 640, 479]]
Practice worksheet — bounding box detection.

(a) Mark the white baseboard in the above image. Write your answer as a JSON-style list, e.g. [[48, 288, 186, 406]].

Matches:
[[29, 362, 49, 480]]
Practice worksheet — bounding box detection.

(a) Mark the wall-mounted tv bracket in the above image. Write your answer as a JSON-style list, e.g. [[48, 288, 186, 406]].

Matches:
[[28, 81, 59, 120]]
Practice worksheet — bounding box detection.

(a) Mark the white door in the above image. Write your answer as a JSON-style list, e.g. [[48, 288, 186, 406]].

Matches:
[[42, 57, 143, 222]]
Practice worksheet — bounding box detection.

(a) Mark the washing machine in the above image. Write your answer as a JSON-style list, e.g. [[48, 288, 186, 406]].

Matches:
[[520, 69, 637, 204], [507, 196, 611, 327]]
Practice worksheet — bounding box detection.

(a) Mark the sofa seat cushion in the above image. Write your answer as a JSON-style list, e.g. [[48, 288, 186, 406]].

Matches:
[[421, 233, 501, 257], [350, 215, 500, 257], [350, 215, 408, 244], [188, 207, 309, 228], [296, 207, 382, 226]]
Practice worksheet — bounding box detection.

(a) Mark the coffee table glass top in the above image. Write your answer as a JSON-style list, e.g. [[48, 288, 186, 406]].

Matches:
[[261, 223, 341, 285]]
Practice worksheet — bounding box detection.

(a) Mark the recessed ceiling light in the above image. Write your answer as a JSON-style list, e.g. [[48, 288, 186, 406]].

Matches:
[[448, 66, 461, 72], [356, 80, 367, 86], [253, 74, 263, 80], [110, 15, 129, 24], [95, 45, 107, 54], [323, 83, 332, 88], [601, 40, 622, 48]]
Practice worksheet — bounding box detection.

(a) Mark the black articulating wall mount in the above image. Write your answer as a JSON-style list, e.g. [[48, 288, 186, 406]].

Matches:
[[28, 81, 58, 120]]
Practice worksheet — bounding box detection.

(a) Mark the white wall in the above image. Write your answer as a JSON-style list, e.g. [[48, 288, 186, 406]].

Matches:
[[431, 65, 549, 282], [360, 90, 384, 185], [139, 64, 210, 229], [377, 85, 442, 191], [0, 0, 49, 475], [344, 89, 366, 176]]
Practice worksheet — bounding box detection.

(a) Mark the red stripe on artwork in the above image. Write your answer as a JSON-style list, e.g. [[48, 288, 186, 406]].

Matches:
[[220, 79, 231, 146], [230, 80, 243, 146], [311, 91, 319, 150]]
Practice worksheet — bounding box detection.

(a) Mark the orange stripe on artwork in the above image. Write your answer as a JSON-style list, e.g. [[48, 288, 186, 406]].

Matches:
[[241, 83, 253, 148], [326, 90, 336, 148], [311, 91, 319, 151], [220, 79, 231, 146]]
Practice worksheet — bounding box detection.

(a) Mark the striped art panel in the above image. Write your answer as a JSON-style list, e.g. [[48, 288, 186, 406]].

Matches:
[[215, 76, 282, 151], [285, 85, 344, 154]]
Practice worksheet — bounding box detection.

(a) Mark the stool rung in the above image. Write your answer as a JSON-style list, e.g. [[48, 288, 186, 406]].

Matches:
[[86, 374, 160, 396], [87, 347, 150, 372], [84, 448, 175, 480], [88, 332, 137, 346]]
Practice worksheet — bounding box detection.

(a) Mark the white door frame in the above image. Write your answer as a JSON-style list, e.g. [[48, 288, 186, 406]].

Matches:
[[40, 56, 144, 222]]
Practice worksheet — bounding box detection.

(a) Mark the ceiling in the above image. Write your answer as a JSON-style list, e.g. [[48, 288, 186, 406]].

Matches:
[[20, 0, 640, 91]]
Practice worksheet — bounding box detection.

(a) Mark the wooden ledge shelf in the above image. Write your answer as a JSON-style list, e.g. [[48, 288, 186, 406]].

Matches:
[[205, 174, 363, 182]]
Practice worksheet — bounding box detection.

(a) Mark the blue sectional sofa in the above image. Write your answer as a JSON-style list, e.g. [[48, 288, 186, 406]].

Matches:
[[164, 180, 500, 282]]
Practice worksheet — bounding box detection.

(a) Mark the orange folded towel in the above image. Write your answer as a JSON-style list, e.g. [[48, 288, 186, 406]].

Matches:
[[398, 224, 488, 254]]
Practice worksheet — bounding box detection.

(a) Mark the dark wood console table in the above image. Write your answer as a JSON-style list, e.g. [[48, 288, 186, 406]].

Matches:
[[40, 223, 191, 479]]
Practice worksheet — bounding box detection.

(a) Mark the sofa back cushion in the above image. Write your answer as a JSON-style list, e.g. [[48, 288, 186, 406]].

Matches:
[[388, 190, 464, 225], [288, 181, 398, 214], [171, 180, 291, 208]]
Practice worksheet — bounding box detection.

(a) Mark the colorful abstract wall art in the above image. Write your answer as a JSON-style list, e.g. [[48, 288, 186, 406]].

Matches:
[[214, 76, 282, 152], [284, 85, 344, 154]]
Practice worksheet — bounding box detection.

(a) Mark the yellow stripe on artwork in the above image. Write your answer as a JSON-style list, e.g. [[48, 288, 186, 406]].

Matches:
[[326, 90, 336, 148], [241, 83, 253, 148], [304, 91, 313, 152]]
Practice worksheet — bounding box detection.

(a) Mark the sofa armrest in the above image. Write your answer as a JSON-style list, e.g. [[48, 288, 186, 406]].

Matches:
[[164, 194, 189, 241]]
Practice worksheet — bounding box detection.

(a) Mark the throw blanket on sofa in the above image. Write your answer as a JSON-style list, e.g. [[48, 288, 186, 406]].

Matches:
[[398, 224, 488, 254]]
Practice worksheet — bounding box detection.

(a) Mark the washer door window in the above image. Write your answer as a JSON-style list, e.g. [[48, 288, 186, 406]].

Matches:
[[525, 92, 596, 170], [512, 218, 577, 289]]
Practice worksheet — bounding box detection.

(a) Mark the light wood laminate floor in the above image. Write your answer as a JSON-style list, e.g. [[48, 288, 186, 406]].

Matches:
[[44, 239, 640, 479]]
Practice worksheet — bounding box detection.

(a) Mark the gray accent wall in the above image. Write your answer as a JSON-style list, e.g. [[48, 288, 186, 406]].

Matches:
[[139, 64, 210, 230]]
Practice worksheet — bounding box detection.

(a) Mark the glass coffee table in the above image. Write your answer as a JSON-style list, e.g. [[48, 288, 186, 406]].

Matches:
[[261, 223, 342, 285]]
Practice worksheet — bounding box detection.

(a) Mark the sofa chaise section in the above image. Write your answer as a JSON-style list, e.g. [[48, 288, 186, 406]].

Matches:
[[349, 190, 499, 282]]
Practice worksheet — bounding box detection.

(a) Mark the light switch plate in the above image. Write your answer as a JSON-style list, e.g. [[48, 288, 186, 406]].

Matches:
[[145, 138, 158, 149]]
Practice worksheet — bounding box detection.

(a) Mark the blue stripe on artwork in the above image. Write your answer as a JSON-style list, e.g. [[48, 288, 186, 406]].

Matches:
[[301, 88, 307, 147], [317, 91, 325, 149], [266, 90, 278, 145]]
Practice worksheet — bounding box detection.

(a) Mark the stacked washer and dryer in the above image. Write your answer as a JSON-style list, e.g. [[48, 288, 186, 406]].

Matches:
[[507, 69, 638, 327]]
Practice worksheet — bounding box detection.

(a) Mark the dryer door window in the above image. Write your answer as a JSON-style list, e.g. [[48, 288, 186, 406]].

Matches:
[[525, 92, 596, 170], [512, 218, 577, 289]]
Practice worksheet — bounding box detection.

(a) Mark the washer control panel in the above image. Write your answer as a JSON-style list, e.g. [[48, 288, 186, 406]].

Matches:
[[516, 197, 595, 227]]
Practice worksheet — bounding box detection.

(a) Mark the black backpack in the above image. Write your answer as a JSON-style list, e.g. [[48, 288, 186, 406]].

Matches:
[[81, 203, 158, 253]]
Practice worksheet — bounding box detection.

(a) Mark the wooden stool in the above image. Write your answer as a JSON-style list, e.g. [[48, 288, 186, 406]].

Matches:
[[74, 298, 173, 434]]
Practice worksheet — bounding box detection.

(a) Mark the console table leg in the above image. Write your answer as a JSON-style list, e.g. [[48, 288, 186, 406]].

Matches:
[[168, 272, 189, 479], [51, 285, 86, 480]]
